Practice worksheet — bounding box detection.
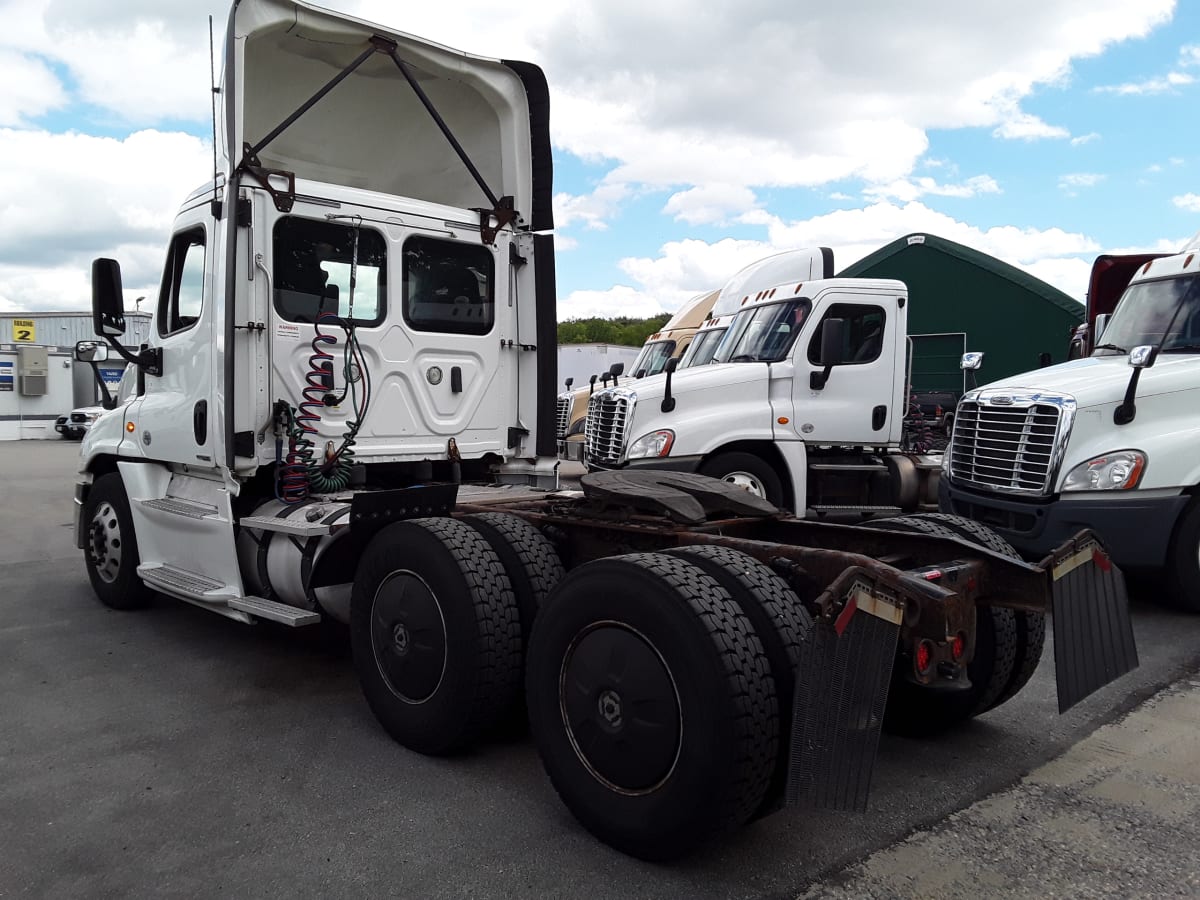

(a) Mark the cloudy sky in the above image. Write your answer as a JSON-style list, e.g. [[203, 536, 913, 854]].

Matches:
[[0, 0, 1197, 319]]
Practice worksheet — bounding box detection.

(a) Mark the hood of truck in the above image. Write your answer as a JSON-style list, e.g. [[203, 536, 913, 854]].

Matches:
[[225, 0, 551, 228], [976, 354, 1200, 410]]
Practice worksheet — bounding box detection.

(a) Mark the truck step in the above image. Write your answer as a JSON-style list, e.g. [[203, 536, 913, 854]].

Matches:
[[808, 463, 889, 472], [238, 514, 341, 538], [137, 563, 236, 599], [228, 596, 321, 627], [137, 496, 222, 520]]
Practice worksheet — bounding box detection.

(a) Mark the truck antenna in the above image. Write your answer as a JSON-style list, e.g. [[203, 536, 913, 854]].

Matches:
[[209, 15, 220, 195]]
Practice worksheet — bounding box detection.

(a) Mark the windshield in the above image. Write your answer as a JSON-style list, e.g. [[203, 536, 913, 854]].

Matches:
[[631, 340, 676, 377], [1095, 274, 1200, 356], [713, 299, 812, 363], [680, 327, 727, 368]]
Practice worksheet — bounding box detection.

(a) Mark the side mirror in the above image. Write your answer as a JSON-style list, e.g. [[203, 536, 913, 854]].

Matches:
[[818, 318, 846, 367], [588, 373, 597, 395], [610, 362, 625, 377], [564, 377, 574, 390], [635, 369, 646, 379], [91, 258, 128, 337], [1129, 345, 1156, 369], [1094, 313, 1111, 341], [810, 318, 845, 390], [960, 351, 984, 371], [664, 357, 679, 374], [74, 340, 109, 363]]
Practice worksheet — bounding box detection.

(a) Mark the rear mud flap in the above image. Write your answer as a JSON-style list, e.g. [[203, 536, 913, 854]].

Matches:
[[786, 592, 899, 811], [1051, 542, 1138, 713]]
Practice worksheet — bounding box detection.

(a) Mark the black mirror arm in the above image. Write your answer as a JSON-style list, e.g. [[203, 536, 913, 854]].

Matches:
[[661, 370, 676, 412], [1113, 369, 1144, 425], [809, 365, 833, 390], [104, 337, 163, 377], [88, 362, 117, 410]]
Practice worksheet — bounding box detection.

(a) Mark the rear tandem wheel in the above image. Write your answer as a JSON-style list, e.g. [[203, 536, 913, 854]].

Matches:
[[525, 552, 778, 860]]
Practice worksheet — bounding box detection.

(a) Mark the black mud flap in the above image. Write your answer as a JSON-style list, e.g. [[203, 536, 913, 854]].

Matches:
[[1050, 540, 1139, 713], [786, 588, 900, 811]]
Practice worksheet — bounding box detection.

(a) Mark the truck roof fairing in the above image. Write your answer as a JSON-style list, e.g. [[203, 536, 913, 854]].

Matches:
[[224, 0, 552, 231]]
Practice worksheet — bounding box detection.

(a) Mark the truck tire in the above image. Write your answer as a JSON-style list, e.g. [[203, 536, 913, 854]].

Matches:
[[664, 544, 811, 817], [460, 512, 564, 641], [699, 451, 784, 508], [864, 514, 1019, 735], [82, 472, 153, 610], [903, 512, 1046, 711], [351, 517, 522, 755], [1165, 497, 1200, 612], [526, 552, 777, 860]]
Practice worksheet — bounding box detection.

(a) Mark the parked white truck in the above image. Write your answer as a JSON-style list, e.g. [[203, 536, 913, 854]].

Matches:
[[941, 232, 1200, 609], [72, 0, 1139, 861], [582, 248, 940, 518]]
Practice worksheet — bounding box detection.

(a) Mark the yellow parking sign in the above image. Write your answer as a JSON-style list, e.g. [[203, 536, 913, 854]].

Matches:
[[12, 319, 35, 342]]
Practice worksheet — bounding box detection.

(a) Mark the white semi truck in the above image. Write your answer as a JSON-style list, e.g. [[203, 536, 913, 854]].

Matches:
[[73, 0, 1139, 861], [942, 233, 1200, 610], [582, 248, 940, 518]]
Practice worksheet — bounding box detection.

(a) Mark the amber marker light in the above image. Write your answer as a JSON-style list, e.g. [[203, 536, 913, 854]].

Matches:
[[126, 422, 136, 433], [777, 416, 789, 425]]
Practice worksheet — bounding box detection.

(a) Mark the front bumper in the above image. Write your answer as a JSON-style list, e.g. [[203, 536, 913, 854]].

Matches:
[[585, 454, 706, 474], [940, 478, 1188, 571]]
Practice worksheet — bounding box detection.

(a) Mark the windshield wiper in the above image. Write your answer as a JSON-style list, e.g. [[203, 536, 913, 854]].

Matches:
[[730, 354, 761, 362], [1162, 344, 1200, 353], [1093, 343, 1127, 353]]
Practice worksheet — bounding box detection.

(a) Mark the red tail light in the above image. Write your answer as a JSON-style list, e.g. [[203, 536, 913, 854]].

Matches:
[[915, 640, 934, 675]]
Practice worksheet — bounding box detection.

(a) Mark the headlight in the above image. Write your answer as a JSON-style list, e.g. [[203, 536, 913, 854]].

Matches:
[[86, 412, 102, 422], [1061, 451, 1146, 492], [627, 429, 674, 459]]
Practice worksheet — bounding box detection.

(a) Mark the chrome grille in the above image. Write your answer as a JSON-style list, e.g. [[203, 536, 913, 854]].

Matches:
[[555, 394, 572, 440], [949, 400, 1063, 495], [70, 412, 90, 423], [584, 392, 631, 465]]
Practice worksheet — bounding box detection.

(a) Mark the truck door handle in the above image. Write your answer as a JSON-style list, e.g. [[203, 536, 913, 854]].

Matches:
[[872, 405, 886, 431], [193, 400, 207, 444], [450, 367, 462, 393]]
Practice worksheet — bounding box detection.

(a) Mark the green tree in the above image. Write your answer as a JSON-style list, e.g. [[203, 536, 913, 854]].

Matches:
[[558, 314, 671, 346]]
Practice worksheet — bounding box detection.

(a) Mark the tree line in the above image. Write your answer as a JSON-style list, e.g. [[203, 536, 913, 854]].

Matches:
[[557, 314, 672, 346]]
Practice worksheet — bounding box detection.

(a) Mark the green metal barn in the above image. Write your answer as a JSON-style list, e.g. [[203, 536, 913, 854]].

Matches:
[[839, 233, 1083, 396]]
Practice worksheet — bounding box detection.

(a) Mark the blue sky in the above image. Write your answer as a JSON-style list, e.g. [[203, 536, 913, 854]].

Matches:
[[0, 0, 1196, 318]]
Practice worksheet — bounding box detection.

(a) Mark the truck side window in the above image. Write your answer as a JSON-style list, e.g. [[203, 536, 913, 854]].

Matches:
[[403, 236, 495, 336], [157, 227, 206, 337], [273, 217, 386, 326], [808, 304, 887, 366]]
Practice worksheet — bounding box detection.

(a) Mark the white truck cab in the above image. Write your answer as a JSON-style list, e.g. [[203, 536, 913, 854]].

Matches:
[[583, 248, 940, 517], [942, 231, 1200, 608]]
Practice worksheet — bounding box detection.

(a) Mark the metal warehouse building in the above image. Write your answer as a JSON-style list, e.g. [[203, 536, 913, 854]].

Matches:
[[0, 311, 151, 441], [839, 233, 1083, 396]]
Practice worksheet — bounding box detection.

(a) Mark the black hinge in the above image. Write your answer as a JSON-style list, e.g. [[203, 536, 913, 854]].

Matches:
[[507, 426, 529, 449], [236, 197, 253, 228]]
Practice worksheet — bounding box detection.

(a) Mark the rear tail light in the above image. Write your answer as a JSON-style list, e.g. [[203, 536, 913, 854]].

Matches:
[[951, 632, 966, 661], [915, 639, 934, 675]]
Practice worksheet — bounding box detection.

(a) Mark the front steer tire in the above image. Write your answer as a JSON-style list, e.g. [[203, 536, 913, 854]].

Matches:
[[1164, 497, 1200, 612], [82, 473, 153, 610], [350, 517, 522, 756], [526, 552, 777, 860]]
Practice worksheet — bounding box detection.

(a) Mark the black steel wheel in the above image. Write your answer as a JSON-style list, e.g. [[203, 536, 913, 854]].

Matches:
[[460, 512, 564, 640], [82, 473, 152, 610], [865, 514, 1019, 735], [905, 512, 1046, 710], [351, 517, 522, 755], [665, 544, 811, 816], [526, 552, 777, 860]]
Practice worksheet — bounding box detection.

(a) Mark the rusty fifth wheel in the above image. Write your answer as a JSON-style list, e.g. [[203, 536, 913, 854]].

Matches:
[[350, 518, 522, 755], [525, 552, 777, 860]]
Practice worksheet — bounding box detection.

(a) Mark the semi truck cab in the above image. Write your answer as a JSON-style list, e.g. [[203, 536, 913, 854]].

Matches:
[[942, 233, 1200, 608]]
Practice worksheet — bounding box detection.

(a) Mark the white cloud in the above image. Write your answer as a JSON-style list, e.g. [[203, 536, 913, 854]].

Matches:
[[1070, 132, 1100, 145], [562, 201, 1107, 319], [553, 183, 630, 231], [1058, 172, 1106, 195], [864, 175, 1001, 203], [0, 128, 212, 311], [662, 185, 759, 226], [1095, 71, 1194, 95], [1173, 193, 1200, 213], [559, 285, 667, 320], [0, 50, 67, 125]]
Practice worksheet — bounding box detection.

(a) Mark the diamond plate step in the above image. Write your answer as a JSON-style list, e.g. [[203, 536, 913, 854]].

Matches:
[[237, 514, 341, 538], [228, 596, 321, 627], [138, 563, 233, 599], [137, 496, 221, 520]]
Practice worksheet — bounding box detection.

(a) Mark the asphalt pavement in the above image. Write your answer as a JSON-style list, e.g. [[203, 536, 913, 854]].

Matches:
[[3, 439, 1200, 898]]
